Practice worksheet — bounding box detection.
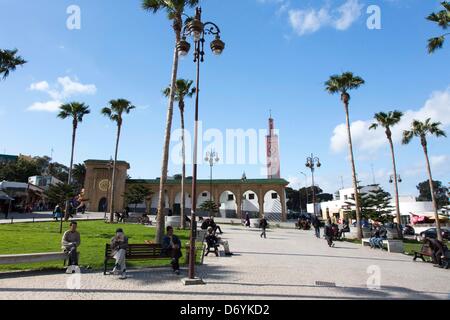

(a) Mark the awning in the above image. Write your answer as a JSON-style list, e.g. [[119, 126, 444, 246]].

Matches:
[[0, 191, 14, 201]]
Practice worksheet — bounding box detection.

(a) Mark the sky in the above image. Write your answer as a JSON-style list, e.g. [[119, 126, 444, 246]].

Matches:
[[0, 0, 449, 198]]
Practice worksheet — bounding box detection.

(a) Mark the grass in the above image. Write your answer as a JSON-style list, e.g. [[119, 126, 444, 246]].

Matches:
[[0, 221, 202, 272]]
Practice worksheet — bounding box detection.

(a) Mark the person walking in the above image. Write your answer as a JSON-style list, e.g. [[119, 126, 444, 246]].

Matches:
[[312, 215, 321, 239], [260, 217, 268, 239], [245, 212, 251, 228], [110, 228, 129, 279], [53, 204, 62, 221], [324, 219, 335, 247]]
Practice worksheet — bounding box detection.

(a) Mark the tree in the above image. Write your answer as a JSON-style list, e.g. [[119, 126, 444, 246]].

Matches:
[[142, 0, 200, 244], [45, 182, 78, 233], [325, 72, 365, 239], [369, 110, 404, 238], [101, 99, 135, 223], [417, 180, 449, 208], [163, 79, 196, 229], [403, 118, 447, 241], [364, 185, 394, 223], [123, 184, 153, 213], [58, 102, 90, 221], [0, 49, 26, 80], [72, 163, 86, 190], [199, 200, 219, 216], [0, 157, 39, 182], [427, 1, 450, 53]]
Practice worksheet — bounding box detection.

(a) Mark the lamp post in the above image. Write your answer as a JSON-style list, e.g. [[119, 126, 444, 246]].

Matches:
[[305, 154, 321, 218], [241, 172, 247, 219], [178, 7, 225, 283], [389, 174, 402, 184], [205, 150, 219, 212]]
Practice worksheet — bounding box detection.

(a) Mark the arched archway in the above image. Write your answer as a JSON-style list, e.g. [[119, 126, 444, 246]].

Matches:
[[98, 197, 107, 212], [219, 190, 237, 218], [150, 192, 169, 215], [264, 190, 282, 221], [242, 190, 260, 218]]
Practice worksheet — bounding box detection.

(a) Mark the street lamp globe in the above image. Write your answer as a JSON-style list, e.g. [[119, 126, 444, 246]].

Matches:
[[177, 38, 191, 56], [188, 19, 204, 41], [210, 36, 225, 55]]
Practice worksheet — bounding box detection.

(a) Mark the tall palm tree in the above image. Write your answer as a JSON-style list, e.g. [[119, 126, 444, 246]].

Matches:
[[101, 99, 136, 223], [163, 79, 196, 229], [427, 1, 450, 53], [325, 72, 365, 239], [0, 49, 26, 80], [369, 111, 404, 239], [58, 102, 90, 220], [142, 0, 199, 243], [402, 119, 447, 241]]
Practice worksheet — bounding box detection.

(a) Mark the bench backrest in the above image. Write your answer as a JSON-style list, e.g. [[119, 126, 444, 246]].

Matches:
[[105, 244, 167, 258]]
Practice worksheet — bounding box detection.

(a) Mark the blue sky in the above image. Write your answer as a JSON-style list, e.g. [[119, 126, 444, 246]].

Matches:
[[0, 0, 449, 197]]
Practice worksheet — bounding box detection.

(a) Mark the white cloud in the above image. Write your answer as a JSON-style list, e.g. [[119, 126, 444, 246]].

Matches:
[[28, 77, 97, 112], [288, 0, 363, 36], [330, 87, 450, 154], [27, 100, 63, 112]]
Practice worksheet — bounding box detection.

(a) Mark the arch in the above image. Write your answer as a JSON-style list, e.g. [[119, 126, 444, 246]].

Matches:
[[174, 192, 192, 217], [241, 190, 260, 218], [98, 197, 107, 212], [196, 190, 215, 217], [149, 192, 170, 215], [219, 190, 238, 218], [264, 189, 282, 221]]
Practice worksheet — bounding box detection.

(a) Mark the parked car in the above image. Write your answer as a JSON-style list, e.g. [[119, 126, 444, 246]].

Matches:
[[402, 225, 415, 236], [419, 227, 450, 240]]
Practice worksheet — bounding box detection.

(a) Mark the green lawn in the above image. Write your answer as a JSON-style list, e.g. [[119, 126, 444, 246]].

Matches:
[[0, 221, 201, 272]]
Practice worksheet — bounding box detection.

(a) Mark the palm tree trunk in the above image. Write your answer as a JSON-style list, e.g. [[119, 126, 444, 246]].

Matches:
[[388, 136, 403, 239], [343, 101, 362, 239], [422, 142, 443, 241], [180, 107, 186, 229], [155, 27, 181, 244], [109, 124, 122, 223], [65, 122, 77, 221]]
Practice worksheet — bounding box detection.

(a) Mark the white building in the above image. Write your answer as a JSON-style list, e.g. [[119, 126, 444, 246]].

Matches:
[[307, 187, 434, 224], [28, 176, 62, 190]]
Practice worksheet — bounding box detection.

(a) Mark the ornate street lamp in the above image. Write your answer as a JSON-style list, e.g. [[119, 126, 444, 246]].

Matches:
[[389, 174, 402, 184], [305, 154, 321, 218], [205, 150, 219, 208], [179, 7, 225, 284]]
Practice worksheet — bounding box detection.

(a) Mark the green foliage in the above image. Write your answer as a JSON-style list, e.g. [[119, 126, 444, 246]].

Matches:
[[0, 48, 26, 80], [0, 157, 39, 182], [325, 72, 365, 95], [402, 118, 447, 145], [44, 183, 78, 207], [72, 163, 86, 189], [427, 2, 450, 53], [101, 99, 135, 126], [199, 200, 219, 214], [346, 185, 394, 222], [58, 102, 91, 125], [417, 180, 449, 209], [123, 185, 153, 210]]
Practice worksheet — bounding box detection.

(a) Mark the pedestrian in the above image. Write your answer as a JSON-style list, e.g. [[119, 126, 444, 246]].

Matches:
[[53, 204, 62, 221], [61, 221, 81, 273], [110, 228, 128, 279], [260, 217, 268, 239], [324, 219, 335, 247], [425, 237, 447, 268], [245, 212, 251, 228], [162, 226, 182, 275], [312, 215, 321, 239]]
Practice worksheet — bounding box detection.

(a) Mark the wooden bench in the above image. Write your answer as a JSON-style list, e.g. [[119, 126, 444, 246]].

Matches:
[[362, 238, 404, 253], [0, 252, 69, 266], [413, 244, 433, 262]]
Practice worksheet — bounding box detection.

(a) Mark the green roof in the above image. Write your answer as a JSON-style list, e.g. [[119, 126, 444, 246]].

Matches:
[[127, 178, 289, 185]]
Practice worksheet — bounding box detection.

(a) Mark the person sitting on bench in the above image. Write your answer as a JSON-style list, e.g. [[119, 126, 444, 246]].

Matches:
[[425, 237, 448, 268], [205, 227, 233, 256], [208, 216, 223, 235], [110, 228, 128, 279], [369, 226, 381, 249], [62, 221, 81, 273], [162, 226, 182, 275]]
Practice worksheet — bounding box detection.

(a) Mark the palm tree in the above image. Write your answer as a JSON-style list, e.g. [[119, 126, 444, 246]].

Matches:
[[369, 111, 404, 239], [325, 72, 365, 239], [0, 49, 26, 80], [58, 102, 90, 220], [163, 79, 196, 229], [402, 119, 447, 241], [142, 0, 199, 243], [427, 1, 450, 53], [101, 99, 136, 223]]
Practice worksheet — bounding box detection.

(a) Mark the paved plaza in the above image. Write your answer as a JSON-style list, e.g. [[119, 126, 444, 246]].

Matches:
[[0, 224, 449, 300]]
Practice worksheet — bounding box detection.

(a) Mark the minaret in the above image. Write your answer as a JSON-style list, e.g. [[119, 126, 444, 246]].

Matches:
[[266, 112, 281, 179]]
